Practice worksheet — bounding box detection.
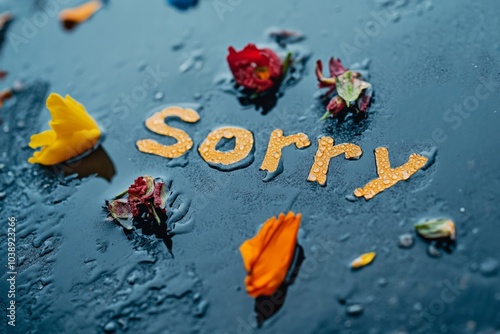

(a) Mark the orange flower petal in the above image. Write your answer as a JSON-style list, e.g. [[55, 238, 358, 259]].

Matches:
[[59, 0, 101, 30], [0, 88, 13, 108], [239, 212, 301, 298]]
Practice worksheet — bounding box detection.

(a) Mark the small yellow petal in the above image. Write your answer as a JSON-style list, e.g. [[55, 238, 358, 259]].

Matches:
[[351, 252, 376, 269]]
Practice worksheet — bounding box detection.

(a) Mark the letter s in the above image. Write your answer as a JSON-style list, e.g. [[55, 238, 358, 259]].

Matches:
[[136, 106, 200, 159]]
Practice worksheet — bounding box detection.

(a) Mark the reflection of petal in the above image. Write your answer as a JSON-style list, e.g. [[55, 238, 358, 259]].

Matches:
[[59, 0, 102, 31], [167, 0, 199, 10], [240, 212, 301, 298], [254, 244, 304, 327], [60, 146, 116, 182]]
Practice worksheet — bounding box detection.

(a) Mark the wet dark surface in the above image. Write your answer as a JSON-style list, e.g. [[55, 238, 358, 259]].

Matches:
[[1, 0, 500, 333]]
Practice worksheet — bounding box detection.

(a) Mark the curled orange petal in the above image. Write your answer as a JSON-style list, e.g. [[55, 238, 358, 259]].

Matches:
[[239, 212, 301, 298], [0, 88, 13, 108], [59, 0, 101, 30]]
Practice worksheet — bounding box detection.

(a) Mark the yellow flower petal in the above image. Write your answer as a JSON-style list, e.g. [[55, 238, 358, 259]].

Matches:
[[29, 130, 56, 148], [28, 129, 100, 165], [28, 93, 101, 166], [351, 252, 376, 269], [46, 94, 99, 136], [239, 212, 301, 298]]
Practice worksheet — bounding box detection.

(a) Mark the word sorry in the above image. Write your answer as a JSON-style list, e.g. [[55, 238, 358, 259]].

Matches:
[[136, 107, 428, 200]]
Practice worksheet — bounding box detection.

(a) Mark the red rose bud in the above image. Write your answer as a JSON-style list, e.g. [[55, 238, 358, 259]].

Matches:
[[226, 44, 283, 92], [320, 95, 347, 121], [326, 95, 346, 117]]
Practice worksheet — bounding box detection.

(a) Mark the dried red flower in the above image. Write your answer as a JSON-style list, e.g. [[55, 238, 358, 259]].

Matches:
[[128, 176, 152, 199], [107, 176, 168, 230], [226, 44, 283, 93], [315, 56, 372, 120]]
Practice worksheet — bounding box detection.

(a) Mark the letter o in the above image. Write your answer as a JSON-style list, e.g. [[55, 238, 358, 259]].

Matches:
[[198, 127, 254, 170]]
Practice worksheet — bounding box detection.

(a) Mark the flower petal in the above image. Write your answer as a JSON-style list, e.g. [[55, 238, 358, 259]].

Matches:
[[46, 93, 100, 136], [28, 130, 56, 148], [153, 182, 168, 209], [226, 44, 283, 92], [415, 218, 456, 240], [328, 57, 347, 77], [59, 0, 101, 30], [357, 88, 373, 114], [336, 71, 371, 105], [28, 128, 100, 165], [108, 199, 132, 219], [315, 60, 336, 88], [351, 252, 376, 269], [239, 212, 301, 298]]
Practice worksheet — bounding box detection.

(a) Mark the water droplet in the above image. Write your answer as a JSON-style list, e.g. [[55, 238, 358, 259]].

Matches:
[[480, 258, 499, 277], [398, 234, 414, 248], [194, 299, 209, 317], [104, 321, 117, 333], [377, 277, 388, 287], [346, 304, 363, 316]]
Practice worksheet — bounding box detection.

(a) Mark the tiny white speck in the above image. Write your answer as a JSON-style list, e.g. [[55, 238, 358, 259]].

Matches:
[[460, 207, 465, 212]]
